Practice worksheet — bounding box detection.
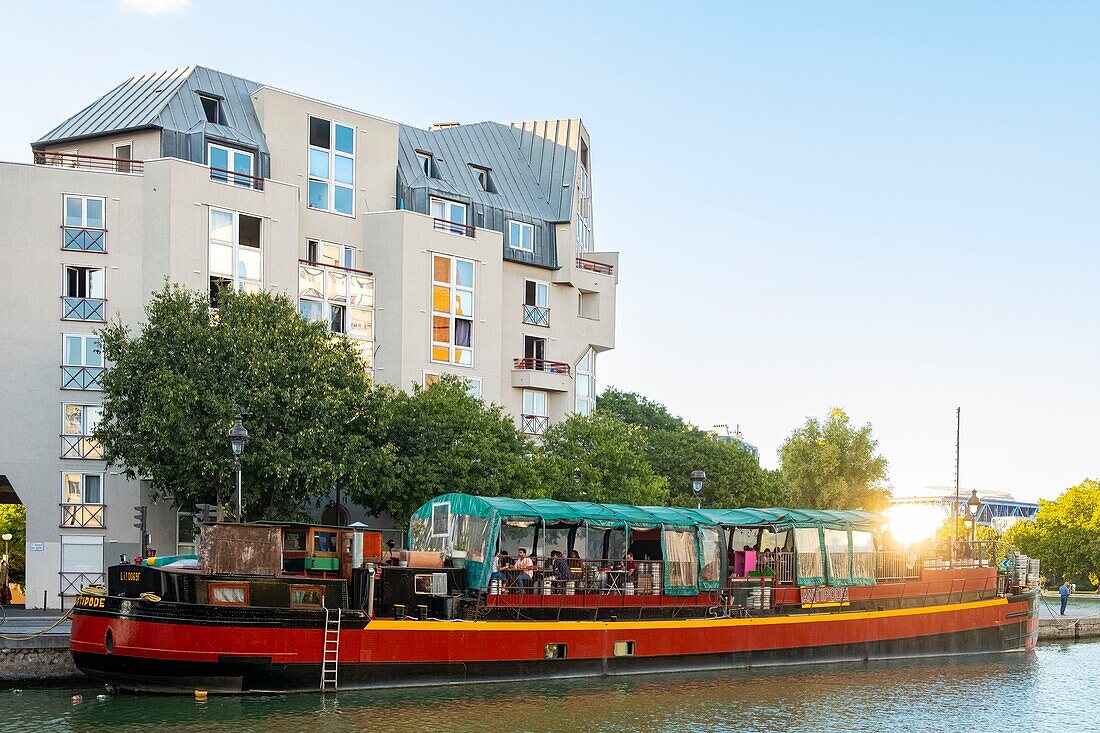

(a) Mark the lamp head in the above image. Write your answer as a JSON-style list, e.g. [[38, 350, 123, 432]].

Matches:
[[228, 413, 249, 457], [1, 533, 11, 542], [690, 469, 706, 495]]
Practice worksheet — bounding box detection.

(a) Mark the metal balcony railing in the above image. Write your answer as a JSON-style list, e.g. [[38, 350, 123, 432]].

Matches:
[[60, 571, 106, 598], [210, 166, 265, 190], [61, 435, 103, 460], [62, 366, 104, 391], [62, 226, 106, 253], [62, 297, 106, 322], [520, 414, 549, 435], [60, 503, 105, 529], [876, 550, 923, 582], [522, 304, 550, 327], [432, 217, 475, 237], [576, 257, 613, 275], [513, 358, 571, 375], [34, 150, 144, 174]]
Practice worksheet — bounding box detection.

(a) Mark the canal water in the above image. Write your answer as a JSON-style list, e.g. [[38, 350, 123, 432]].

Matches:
[[3, 640, 1095, 733]]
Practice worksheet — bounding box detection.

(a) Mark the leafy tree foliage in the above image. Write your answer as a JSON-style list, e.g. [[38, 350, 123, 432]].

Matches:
[[349, 377, 540, 524], [1001, 479, 1100, 584], [97, 284, 375, 520], [536, 412, 667, 505], [778, 407, 889, 511], [597, 387, 684, 432], [0, 504, 26, 584]]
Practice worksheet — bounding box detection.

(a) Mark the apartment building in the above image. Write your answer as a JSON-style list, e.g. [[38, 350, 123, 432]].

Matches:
[[0, 66, 617, 608]]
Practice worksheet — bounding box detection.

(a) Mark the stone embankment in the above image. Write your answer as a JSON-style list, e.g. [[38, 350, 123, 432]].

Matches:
[[1039, 616, 1100, 641], [1, 611, 82, 683]]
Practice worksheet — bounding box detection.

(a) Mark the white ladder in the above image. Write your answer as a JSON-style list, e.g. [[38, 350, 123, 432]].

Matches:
[[320, 606, 341, 692]]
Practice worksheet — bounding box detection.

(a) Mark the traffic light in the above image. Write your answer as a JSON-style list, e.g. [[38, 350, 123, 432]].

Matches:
[[133, 505, 149, 558]]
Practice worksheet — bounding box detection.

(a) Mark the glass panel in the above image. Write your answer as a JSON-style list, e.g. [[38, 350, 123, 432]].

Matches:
[[291, 587, 323, 607], [455, 348, 471, 366], [64, 405, 83, 435], [349, 275, 373, 306], [65, 336, 82, 365], [523, 225, 533, 250], [209, 242, 233, 277], [298, 265, 323, 299], [663, 530, 698, 587], [335, 124, 354, 154], [232, 151, 252, 176], [238, 215, 261, 249], [455, 319, 471, 348], [348, 307, 372, 339], [63, 474, 83, 504], [700, 526, 721, 583], [343, 247, 354, 269], [453, 289, 472, 317], [86, 269, 104, 298], [432, 344, 450, 362], [433, 256, 451, 283], [299, 299, 323, 322], [334, 154, 354, 184], [308, 180, 329, 210], [449, 203, 466, 224], [239, 280, 262, 295], [65, 196, 83, 227], [509, 221, 520, 247], [455, 260, 473, 288], [576, 374, 590, 397], [237, 247, 261, 281], [83, 474, 102, 504], [85, 198, 104, 229], [309, 116, 330, 149], [329, 304, 346, 333], [432, 285, 450, 312], [209, 145, 228, 171], [212, 586, 246, 604], [432, 315, 450, 343], [327, 270, 347, 301], [430, 199, 446, 219], [309, 148, 329, 179], [334, 185, 353, 214], [320, 242, 341, 267], [209, 209, 233, 243]]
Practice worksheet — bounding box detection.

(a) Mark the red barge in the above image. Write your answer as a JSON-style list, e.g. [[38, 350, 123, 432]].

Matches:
[[69, 493, 1039, 693]]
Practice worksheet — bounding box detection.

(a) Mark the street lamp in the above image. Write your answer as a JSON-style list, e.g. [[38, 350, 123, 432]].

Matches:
[[966, 489, 981, 544], [1, 533, 11, 602], [228, 413, 249, 523], [690, 470, 707, 510]]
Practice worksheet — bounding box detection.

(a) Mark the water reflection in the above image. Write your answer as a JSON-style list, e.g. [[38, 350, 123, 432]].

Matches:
[[7, 642, 1095, 733]]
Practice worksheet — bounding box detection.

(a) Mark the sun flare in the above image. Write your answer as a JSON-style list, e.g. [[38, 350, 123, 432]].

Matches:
[[883, 504, 944, 546]]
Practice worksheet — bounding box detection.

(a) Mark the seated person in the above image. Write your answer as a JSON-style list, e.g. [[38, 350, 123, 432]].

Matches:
[[513, 548, 534, 592], [550, 550, 575, 581], [489, 549, 509, 581], [568, 549, 584, 576]]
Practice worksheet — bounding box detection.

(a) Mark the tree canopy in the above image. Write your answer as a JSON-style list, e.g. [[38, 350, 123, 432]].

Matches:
[[778, 407, 890, 511], [97, 284, 375, 520], [0, 504, 26, 584], [1001, 479, 1100, 585]]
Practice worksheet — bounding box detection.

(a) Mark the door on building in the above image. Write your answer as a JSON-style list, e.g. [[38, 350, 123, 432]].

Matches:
[[59, 535, 103, 605]]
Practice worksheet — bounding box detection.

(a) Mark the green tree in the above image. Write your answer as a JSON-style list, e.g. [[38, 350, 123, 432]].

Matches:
[[1000, 479, 1100, 584], [350, 376, 539, 524], [778, 407, 890, 510], [97, 284, 375, 520], [597, 387, 684, 432], [536, 411, 667, 505], [0, 504, 26, 584]]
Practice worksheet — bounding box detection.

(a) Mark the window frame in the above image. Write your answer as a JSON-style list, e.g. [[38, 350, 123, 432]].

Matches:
[[508, 220, 535, 253], [429, 197, 468, 234], [61, 471, 104, 507], [469, 164, 491, 192], [208, 207, 263, 304], [112, 141, 134, 173], [430, 253, 475, 367], [207, 142, 254, 187], [522, 389, 548, 418], [574, 349, 596, 417], [422, 371, 482, 399], [62, 334, 104, 391], [208, 582, 250, 607], [289, 585, 325, 609], [307, 115, 356, 216], [63, 194, 107, 231], [63, 265, 106, 299], [416, 150, 434, 178], [176, 510, 197, 555], [197, 93, 226, 125]]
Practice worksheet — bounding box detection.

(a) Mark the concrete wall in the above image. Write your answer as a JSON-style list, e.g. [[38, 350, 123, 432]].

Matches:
[[39, 129, 161, 164]]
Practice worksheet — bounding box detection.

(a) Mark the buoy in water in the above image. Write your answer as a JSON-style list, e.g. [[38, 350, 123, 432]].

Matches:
[[71, 695, 82, 704], [195, 690, 208, 701], [97, 694, 109, 701]]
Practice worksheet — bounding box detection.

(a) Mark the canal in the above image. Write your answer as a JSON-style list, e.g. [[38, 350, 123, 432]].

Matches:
[[3, 640, 1093, 732]]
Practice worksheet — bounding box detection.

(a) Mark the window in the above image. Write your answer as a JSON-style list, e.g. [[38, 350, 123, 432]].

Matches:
[[308, 115, 355, 215], [430, 197, 469, 235], [576, 165, 592, 254], [523, 280, 549, 327], [509, 220, 534, 252], [431, 501, 451, 537], [307, 239, 354, 269], [613, 641, 635, 657], [580, 139, 590, 172], [290, 586, 324, 608], [578, 290, 600, 320], [298, 259, 374, 362], [209, 583, 249, 606], [198, 94, 226, 125], [62, 334, 103, 390], [112, 142, 133, 173], [544, 643, 568, 659], [423, 372, 482, 399], [63, 472, 103, 505], [469, 164, 493, 192], [575, 349, 596, 416], [524, 335, 546, 361], [416, 151, 434, 178], [431, 254, 475, 366], [63, 195, 106, 252], [62, 266, 106, 322], [522, 390, 548, 435], [313, 531, 337, 553], [177, 511, 196, 555], [208, 143, 254, 187], [209, 208, 263, 305], [62, 403, 103, 459], [60, 535, 104, 594]]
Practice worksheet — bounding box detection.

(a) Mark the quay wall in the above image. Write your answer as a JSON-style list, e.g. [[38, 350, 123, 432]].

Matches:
[[1039, 616, 1100, 642]]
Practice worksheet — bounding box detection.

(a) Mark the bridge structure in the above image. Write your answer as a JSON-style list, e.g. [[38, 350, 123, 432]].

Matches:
[[889, 488, 1038, 530]]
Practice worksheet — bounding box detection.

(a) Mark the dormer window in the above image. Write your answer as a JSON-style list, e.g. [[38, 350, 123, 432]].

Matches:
[[416, 151, 434, 178], [469, 164, 493, 193], [198, 94, 226, 125]]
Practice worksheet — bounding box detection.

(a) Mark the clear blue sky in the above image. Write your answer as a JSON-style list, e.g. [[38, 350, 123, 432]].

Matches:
[[3, 2, 1097, 502]]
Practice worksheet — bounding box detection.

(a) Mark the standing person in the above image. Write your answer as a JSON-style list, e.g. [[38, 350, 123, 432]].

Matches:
[[1060, 580, 1072, 616], [489, 549, 509, 582], [513, 548, 534, 593]]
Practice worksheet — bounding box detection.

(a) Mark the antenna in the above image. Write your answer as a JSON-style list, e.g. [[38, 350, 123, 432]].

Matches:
[[952, 407, 960, 568]]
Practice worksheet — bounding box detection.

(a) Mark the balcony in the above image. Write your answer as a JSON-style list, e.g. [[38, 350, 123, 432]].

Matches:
[[62, 297, 106, 322], [60, 571, 106, 598], [61, 435, 103, 460], [34, 150, 143, 174], [210, 166, 265, 190], [60, 503, 105, 529], [433, 218, 475, 237], [62, 226, 106, 253], [522, 304, 550, 328], [62, 366, 104, 391], [521, 414, 549, 436], [511, 358, 572, 392], [576, 257, 613, 275]]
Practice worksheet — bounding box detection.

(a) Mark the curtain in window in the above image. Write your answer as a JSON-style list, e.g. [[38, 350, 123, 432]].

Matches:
[[794, 527, 824, 585], [455, 318, 472, 348], [824, 529, 851, 584], [662, 529, 698, 594], [850, 530, 876, 585], [698, 526, 722, 587]]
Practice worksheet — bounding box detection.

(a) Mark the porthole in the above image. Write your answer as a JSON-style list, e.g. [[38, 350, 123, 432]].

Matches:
[[104, 627, 114, 654]]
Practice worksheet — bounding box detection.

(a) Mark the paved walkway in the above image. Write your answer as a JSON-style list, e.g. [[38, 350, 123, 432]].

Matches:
[[0, 607, 72, 641]]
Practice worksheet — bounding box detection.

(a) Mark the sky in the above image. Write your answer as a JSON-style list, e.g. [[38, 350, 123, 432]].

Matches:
[[1, 1, 1096, 502]]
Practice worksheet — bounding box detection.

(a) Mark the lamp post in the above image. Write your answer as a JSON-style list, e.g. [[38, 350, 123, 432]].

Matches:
[[1, 532, 11, 602], [690, 470, 707, 510], [228, 413, 249, 523], [966, 489, 981, 556]]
